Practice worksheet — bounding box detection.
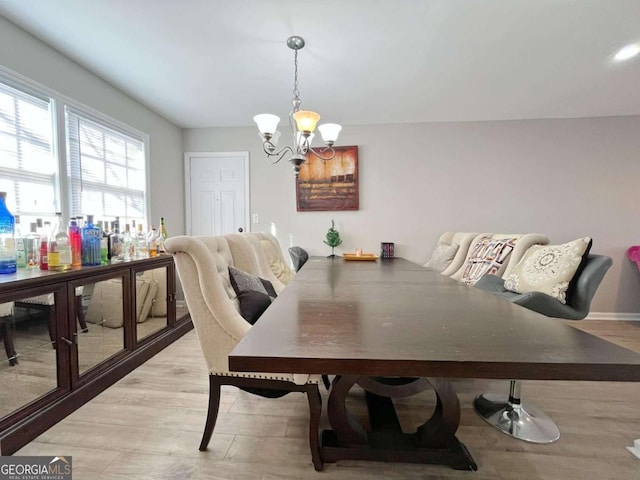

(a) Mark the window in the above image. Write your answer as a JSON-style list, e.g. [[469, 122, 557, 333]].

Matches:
[[0, 67, 148, 234], [66, 108, 146, 228], [0, 80, 58, 229]]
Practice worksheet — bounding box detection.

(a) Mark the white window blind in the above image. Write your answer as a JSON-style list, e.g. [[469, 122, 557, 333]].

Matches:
[[66, 108, 146, 226], [0, 81, 57, 223]]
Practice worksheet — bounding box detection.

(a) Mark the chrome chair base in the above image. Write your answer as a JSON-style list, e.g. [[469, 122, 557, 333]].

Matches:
[[474, 392, 560, 444]]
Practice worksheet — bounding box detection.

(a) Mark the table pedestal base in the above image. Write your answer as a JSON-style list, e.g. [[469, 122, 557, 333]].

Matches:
[[321, 376, 477, 471]]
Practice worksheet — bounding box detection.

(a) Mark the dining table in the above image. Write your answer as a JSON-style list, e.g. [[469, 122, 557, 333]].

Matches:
[[229, 256, 640, 470]]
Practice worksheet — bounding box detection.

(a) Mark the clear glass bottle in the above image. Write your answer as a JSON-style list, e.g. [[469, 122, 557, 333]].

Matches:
[[48, 212, 72, 271], [38, 218, 49, 270], [136, 223, 148, 258], [25, 222, 40, 269], [109, 217, 124, 262], [123, 223, 135, 261], [81, 214, 102, 266], [0, 192, 17, 274], [147, 225, 158, 258], [158, 217, 168, 252], [68, 216, 82, 267], [15, 214, 27, 268]]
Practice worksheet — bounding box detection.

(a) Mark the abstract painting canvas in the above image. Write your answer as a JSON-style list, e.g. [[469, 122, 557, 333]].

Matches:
[[296, 145, 359, 211]]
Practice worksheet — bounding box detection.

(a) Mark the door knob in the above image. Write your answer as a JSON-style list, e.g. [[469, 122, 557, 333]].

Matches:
[[238, 227, 244, 233]]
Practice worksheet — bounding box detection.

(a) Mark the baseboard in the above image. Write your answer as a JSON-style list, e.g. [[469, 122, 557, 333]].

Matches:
[[586, 312, 640, 321]]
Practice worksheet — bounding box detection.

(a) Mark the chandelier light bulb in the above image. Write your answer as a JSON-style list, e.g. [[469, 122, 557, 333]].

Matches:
[[253, 114, 280, 135], [318, 123, 342, 144], [293, 110, 321, 133]]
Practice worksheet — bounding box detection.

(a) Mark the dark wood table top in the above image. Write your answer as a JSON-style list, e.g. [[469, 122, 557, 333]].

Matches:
[[229, 257, 640, 381]]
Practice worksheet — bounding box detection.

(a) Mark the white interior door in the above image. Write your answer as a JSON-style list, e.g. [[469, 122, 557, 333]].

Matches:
[[185, 152, 249, 235]]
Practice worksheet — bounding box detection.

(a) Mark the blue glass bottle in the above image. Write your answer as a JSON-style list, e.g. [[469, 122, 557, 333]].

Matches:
[[81, 214, 102, 266], [0, 191, 17, 274]]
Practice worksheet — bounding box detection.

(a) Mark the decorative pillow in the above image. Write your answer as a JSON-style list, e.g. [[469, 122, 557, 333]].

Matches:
[[228, 266, 277, 324], [461, 236, 517, 285], [503, 237, 592, 304], [424, 241, 459, 272]]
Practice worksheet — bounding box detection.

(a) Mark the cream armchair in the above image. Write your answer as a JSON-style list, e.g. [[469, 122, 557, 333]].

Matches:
[[164, 235, 323, 471]]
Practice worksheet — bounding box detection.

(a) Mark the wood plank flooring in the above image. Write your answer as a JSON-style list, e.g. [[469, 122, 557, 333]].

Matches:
[[14, 320, 640, 479]]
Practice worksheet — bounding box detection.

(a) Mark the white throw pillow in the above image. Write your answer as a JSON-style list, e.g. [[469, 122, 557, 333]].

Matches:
[[424, 241, 459, 273], [504, 237, 592, 304]]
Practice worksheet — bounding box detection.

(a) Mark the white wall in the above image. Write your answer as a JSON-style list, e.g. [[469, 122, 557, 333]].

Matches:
[[184, 116, 640, 314], [0, 16, 184, 231]]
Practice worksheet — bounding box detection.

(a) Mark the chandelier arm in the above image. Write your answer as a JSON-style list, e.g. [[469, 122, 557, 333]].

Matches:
[[262, 142, 296, 164], [309, 146, 337, 161]]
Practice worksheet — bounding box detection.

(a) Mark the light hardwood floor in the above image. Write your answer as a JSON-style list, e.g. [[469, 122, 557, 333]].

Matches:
[[14, 320, 640, 480]]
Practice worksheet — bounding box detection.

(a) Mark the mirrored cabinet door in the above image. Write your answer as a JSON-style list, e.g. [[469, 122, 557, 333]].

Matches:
[[75, 277, 127, 377], [135, 267, 170, 343], [0, 286, 67, 422]]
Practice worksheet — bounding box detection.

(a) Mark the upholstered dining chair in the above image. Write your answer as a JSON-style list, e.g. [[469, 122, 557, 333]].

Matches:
[[424, 232, 478, 276], [473, 253, 613, 443], [245, 232, 295, 285], [288, 246, 309, 272], [164, 235, 323, 471]]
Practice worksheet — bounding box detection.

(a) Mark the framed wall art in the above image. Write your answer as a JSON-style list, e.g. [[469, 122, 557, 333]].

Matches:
[[296, 145, 359, 211]]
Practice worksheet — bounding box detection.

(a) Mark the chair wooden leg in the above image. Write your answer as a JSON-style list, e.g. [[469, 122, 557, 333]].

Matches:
[[306, 383, 324, 471], [75, 295, 88, 333], [0, 320, 17, 366], [322, 374, 331, 390], [47, 305, 56, 349], [199, 375, 222, 451]]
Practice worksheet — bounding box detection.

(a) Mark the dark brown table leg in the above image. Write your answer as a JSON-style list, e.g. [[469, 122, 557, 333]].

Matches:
[[321, 375, 477, 471]]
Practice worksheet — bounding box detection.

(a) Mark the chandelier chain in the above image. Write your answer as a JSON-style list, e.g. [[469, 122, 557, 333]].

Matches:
[[292, 48, 300, 110]]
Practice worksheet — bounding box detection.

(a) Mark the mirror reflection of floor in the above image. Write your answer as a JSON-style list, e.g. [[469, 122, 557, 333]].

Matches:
[[0, 312, 168, 419]]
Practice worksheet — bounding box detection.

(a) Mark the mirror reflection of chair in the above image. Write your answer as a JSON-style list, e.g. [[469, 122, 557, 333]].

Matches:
[[288, 246, 309, 272], [473, 253, 613, 443], [14, 287, 88, 348], [0, 302, 17, 366]]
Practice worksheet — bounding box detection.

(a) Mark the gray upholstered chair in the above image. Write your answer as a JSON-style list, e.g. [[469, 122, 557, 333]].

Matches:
[[288, 246, 309, 272], [164, 235, 323, 470], [473, 254, 613, 443]]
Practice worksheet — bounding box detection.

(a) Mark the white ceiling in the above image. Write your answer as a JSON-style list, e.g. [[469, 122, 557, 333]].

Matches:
[[1, 0, 639, 129]]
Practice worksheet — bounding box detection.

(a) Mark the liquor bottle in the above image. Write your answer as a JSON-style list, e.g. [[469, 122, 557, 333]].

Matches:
[[98, 221, 108, 265], [25, 222, 40, 269], [109, 217, 124, 262], [15, 214, 26, 268], [48, 212, 72, 271], [68, 216, 82, 267], [147, 225, 158, 258], [0, 192, 17, 274], [136, 223, 148, 258], [38, 218, 49, 270], [123, 223, 135, 261], [81, 215, 102, 266], [158, 217, 168, 252]]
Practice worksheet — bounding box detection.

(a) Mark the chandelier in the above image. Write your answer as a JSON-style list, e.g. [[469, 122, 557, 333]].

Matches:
[[254, 36, 342, 176]]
